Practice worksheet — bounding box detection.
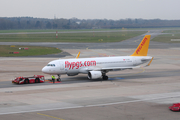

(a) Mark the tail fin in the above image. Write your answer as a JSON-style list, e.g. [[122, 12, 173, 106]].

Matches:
[[131, 35, 151, 56]]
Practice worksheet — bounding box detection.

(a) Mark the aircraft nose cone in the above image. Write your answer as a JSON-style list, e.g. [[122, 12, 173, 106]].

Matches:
[[42, 67, 48, 73]]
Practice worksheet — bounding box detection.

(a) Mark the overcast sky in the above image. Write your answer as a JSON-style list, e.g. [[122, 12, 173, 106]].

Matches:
[[0, 0, 179, 20]]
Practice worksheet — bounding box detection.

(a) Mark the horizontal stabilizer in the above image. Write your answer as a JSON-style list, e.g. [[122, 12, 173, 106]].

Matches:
[[145, 57, 154, 67]]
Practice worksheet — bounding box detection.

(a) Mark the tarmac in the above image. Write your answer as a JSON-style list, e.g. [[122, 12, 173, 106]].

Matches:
[[0, 30, 180, 120]]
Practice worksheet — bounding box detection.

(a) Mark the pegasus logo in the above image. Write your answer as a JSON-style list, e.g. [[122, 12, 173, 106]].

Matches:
[[136, 37, 148, 54]]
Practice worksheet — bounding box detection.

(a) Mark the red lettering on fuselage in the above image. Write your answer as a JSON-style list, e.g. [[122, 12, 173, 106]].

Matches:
[[65, 60, 96, 70], [136, 37, 147, 54]]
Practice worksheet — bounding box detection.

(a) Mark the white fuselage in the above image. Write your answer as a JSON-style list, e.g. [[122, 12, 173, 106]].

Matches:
[[42, 56, 152, 75], [42, 35, 152, 80]]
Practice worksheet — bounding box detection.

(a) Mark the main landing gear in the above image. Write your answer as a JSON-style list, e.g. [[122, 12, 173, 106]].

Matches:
[[57, 74, 61, 82], [102, 75, 108, 80], [102, 71, 108, 80]]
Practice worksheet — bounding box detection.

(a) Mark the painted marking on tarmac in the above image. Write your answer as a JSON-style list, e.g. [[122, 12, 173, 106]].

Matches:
[[87, 48, 111, 57], [1, 93, 180, 115], [37, 113, 65, 120], [108, 77, 124, 80], [134, 39, 140, 43], [48, 81, 61, 84]]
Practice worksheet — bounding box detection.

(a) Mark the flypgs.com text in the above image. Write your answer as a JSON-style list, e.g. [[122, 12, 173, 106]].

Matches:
[[65, 60, 96, 70]]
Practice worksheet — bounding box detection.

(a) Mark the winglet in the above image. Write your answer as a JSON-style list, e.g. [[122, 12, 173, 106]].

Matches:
[[76, 52, 80, 59], [131, 35, 151, 56], [146, 57, 154, 66]]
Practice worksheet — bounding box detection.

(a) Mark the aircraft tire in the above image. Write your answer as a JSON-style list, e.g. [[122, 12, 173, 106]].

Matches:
[[103, 76, 108, 80], [57, 78, 61, 82]]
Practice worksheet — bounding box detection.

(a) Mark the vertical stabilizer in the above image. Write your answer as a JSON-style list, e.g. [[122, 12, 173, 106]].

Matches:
[[131, 35, 151, 56]]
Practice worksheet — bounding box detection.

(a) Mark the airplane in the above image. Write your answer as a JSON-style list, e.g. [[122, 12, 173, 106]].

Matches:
[[42, 35, 153, 81]]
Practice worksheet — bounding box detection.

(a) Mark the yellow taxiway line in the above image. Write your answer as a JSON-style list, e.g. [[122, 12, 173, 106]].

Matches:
[[37, 113, 65, 120]]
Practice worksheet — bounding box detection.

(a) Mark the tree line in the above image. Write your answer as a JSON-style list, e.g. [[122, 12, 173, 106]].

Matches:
[[0, 17, 180, 30]]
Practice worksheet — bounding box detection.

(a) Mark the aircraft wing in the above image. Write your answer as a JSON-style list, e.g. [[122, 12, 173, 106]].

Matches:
[[82, 66, 140, 72], [101, 66, 140, 71], [76, 52, 80, 59]]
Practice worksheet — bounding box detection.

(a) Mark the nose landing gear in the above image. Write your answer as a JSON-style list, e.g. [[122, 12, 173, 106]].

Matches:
[[57, 74, 61, 82]]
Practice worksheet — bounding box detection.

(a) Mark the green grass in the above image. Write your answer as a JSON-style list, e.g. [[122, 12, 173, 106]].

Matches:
[[151, 34, 180, 43], [0, 31, 147, 43], [1, 27, 180, 33], [0, 45, 62, 57], [0, 29, 141, 33], [0, 29, 119, 33], [0, 29, 127, 33], [0, 29, 96, 33]]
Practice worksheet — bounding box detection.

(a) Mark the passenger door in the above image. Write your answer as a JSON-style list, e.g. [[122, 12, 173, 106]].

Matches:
[[59, 61, 64, 70]]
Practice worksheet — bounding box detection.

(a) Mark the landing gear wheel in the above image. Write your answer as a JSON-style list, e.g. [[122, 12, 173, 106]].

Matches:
[[57, 75, 61, 82], [102, 75, 108, 80], [57, 78, 61, 82]]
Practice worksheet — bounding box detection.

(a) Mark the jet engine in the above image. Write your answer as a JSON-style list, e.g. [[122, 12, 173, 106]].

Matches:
[[88, 71, 102, 79]]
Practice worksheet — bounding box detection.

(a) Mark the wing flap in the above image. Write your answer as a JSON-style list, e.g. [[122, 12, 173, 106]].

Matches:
[[101, 66, 140, 71], [80, 66, 140, 73]]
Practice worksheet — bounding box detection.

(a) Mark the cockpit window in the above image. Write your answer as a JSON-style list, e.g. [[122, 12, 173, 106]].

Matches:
[[47, 64, 55, 67]]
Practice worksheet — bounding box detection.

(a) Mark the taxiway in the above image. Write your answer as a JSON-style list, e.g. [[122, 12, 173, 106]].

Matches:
[[0, 31, 180, 120]]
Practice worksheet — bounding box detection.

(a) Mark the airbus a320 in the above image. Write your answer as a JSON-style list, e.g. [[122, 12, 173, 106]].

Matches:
[[42, 35, 153, 81]]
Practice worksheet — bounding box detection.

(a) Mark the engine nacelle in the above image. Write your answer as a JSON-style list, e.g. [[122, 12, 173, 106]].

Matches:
[[67, 73, 79, 76], [88, 71, 102, 79]]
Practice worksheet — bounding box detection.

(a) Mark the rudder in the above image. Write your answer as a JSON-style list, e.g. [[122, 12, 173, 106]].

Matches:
[[131, 35, 151, 56]]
